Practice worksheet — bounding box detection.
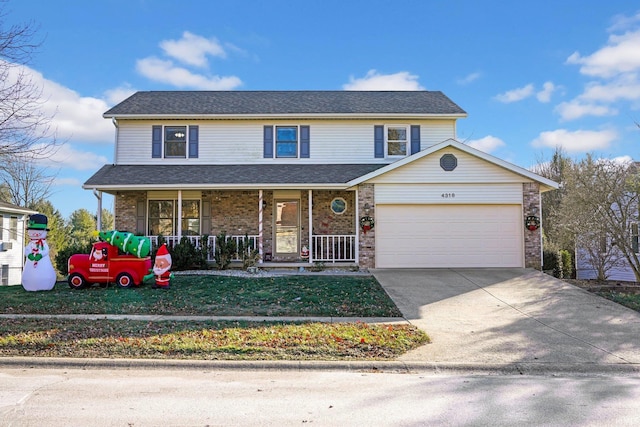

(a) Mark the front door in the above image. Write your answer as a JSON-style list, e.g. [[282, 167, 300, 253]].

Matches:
[[275, 200, 299, 256]]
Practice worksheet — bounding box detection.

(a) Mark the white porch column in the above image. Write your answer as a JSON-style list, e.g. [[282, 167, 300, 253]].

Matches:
[[308, 189, 313, 264], [354, 187, 359, 265], [258, 190, 264, 263], [177, 189, 182, 240], [93, 189, 103, 230]]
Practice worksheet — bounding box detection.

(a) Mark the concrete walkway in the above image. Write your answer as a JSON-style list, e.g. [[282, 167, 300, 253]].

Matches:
[[371, 268, 640, 373]]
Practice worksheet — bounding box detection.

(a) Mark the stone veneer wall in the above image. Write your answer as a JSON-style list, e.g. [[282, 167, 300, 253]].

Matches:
[[523, 182, 542, 270], [357, 183, 375, 269]]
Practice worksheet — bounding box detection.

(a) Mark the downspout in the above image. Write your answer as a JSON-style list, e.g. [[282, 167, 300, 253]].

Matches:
[[93, 189, 103, 231], [258, 190, 264, 264], [308, 190, 313, 264]]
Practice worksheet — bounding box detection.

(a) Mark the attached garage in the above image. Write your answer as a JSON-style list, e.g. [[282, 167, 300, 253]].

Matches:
[[375, 204, 523, 268], [350, 140, 559, 270]]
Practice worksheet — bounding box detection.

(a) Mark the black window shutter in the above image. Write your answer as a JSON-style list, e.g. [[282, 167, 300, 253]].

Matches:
[[263, 125, 274, 158], [300, 125, 310, 158], [410, 125, 421, 155], [152, 125, 162, 158], [188, 125, 199, 158], [374, 125, 384, 158]]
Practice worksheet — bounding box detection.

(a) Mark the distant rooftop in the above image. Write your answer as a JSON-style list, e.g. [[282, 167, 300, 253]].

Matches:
[[103, 90, 467, 117]]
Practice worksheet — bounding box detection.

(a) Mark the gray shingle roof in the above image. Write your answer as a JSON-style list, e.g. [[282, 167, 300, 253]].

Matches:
[[104, 91, 466, 117], [83, 164, 387, 188]]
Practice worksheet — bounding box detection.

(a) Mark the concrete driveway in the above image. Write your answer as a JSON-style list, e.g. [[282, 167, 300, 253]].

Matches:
[[371, 268, 640, 371]]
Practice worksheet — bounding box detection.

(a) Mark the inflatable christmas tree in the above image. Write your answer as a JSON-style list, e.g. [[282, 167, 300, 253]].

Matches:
[[98, 230, 151, 258]]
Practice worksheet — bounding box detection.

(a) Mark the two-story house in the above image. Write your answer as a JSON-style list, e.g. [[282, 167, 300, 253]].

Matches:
[[0, 200, 36, 286], [84, 91, 557, 269]]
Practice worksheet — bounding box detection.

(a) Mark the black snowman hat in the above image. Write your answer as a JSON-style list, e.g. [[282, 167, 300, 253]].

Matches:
[[27, 213, 49, 231]]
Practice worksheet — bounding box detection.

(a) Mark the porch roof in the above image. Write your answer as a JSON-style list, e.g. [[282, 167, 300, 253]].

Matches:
[[83, 163, 386, 192]]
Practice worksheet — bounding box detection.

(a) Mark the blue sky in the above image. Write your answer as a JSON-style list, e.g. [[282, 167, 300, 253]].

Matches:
[[6, 0, 640, 219]]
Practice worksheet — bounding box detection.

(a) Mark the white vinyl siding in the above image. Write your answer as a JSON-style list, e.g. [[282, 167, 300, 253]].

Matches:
[[114, 119, 457, 165], [0, 213, 27, 286], [375, 183, 523, 204], [375, 205, 524, 268], [368, 147, 533, 185]]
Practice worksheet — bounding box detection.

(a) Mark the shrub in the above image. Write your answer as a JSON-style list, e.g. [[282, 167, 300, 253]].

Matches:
[[560, 249, 573, 279], [171, 237, 199, 271], [214, 232, 237, 270], [55, 242, 93, 276], [543, 249, 562, 278], [237, 234, 260, 269]]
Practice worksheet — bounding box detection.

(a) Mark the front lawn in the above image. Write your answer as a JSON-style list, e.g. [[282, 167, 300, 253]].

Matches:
[[0, 274, 429, 361], [0, 274, 402, 317]]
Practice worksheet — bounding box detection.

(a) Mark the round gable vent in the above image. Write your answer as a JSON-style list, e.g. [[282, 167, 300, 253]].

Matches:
[[440, 154, 458, 171]]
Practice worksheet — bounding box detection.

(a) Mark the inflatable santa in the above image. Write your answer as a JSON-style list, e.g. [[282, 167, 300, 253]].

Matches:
[[152, 243, 172, 289], [22, 213, 57, 291]]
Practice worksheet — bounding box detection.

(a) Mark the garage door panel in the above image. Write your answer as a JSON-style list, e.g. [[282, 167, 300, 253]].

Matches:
[[376, 205, 523, 268]]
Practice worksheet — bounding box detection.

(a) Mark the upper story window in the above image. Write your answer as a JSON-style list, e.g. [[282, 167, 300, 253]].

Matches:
[[164, 126, 187, 158], [264, 125, 310, 159], [374, 125, 420, 159], [152, 125, 198, 159], [276, 126, 298, 158], [386, 125, 408, 156]]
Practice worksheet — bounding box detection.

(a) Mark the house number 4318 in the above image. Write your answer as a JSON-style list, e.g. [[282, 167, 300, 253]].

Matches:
[[441, 193, 456, 198]]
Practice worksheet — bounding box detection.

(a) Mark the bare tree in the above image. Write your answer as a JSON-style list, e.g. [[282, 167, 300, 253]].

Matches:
[[0, 3, 58, 160], [0, 154, 56, 207], [559, 155, 640, 281]]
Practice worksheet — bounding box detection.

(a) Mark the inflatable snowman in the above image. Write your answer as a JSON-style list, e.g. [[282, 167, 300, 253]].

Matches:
[[22, 213, 57, 291]]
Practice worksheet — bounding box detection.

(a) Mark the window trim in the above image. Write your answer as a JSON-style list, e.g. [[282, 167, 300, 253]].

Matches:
[[147, 198, 201, 236], [385, 124, 409, 158], [164, 125, 188, 158], [275, 125, 299, 159]]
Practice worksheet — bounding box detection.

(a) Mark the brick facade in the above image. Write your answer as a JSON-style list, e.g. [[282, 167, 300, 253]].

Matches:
[[357, 183, 375, 269], [523, 182, 542, 270]]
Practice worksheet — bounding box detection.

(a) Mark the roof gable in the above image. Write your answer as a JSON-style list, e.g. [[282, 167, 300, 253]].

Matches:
[[348, 139, 559, 191], [104, 91, 467, 118]]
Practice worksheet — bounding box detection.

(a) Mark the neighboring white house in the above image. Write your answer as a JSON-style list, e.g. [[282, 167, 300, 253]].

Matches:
[[85, 91, 558, 269], [0, 201, 36, 286]]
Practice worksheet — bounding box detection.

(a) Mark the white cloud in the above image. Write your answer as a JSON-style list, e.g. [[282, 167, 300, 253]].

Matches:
[[609, 11, 640, 32], [566, 30, 640, 78], [580, 75, 640, 103], [3, 62, 114, 143], [160, 31, 226, 67], [103, 85, 137, 105], [555, 100, 618, 121], [53, 177, 82, 187], [531, 129, 618, 153], [457, 72, 481, 85], [494, 84, 534, 103], [466, 135, 505, 153], [343, 70, 424, 90], [136, 57, 242, 90], [34, 143, 109, 171], [536, 81, 557, 103]]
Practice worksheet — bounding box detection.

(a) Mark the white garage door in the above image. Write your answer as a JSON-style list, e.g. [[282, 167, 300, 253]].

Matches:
[[376, 205, 523, 268]]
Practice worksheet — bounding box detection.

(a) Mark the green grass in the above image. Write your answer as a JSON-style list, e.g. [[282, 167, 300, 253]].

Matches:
[[0, 274, 429, 361], [596, 291, 640, 312], [0, 318, 428, 361], [0, 274, 402, 317]]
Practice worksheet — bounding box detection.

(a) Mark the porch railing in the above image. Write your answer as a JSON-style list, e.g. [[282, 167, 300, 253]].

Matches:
[[147, 234, 355, 263], [311, 234, 356, 263], [147, 235, 258, 262]]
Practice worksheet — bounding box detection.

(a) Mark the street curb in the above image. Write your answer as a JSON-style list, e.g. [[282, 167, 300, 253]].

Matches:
[[1, 357, 639, 376]]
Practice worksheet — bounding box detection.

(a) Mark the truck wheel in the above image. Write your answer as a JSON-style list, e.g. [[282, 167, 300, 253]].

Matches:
[[116, 272, 134, 288], [68, 273, 87, 289]]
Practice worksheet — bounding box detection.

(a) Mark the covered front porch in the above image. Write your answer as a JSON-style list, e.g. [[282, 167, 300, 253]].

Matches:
[[106, 187, 371, 266]]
